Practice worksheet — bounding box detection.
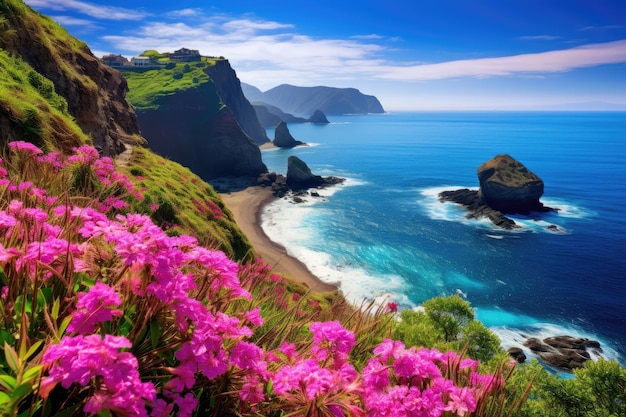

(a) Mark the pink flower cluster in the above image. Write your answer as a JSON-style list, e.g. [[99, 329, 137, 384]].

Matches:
[[362, 340, 496, 417], [40, 334, 156, 416]]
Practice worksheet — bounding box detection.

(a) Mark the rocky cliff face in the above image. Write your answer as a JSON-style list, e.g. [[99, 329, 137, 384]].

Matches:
[[0, 1, 140, 155], [135, 85, 267, 179], [204, 61, 269, 145]]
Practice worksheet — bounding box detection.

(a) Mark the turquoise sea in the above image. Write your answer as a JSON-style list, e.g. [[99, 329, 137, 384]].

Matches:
[[260, 111, 626, 364]]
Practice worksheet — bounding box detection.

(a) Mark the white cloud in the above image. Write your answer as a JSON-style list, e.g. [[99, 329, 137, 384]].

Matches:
[[376, 40, 626, 81], [165, 8, 204, 18], [23, 0, 148, 20]]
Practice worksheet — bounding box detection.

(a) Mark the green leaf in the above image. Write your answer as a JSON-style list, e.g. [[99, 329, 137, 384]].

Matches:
[[0, 391, 10, 406], [266, 378, 274, 396], [22, 365, 42, 383], [3, 343, 19, 373], [58, 316, 71, 336], [23, 340, 43, 361], [0, 374, 16, 390], [0, 331, 14, 347], [51, 298, 60, 321], [9, 383, 32, 406]]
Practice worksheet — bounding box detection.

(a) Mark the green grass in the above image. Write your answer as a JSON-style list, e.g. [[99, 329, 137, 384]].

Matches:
[[122, 62, 220, 111], [120, 146, 254, 261], [0, 49, 89, 151]]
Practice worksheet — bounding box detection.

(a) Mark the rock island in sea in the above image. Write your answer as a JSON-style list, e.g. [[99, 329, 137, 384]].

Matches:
[[439, 154, 559, 230]]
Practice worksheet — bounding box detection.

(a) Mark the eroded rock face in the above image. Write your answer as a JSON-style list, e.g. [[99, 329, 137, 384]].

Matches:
[[477, 154, 548, 214], [273, 121, 305, 148]]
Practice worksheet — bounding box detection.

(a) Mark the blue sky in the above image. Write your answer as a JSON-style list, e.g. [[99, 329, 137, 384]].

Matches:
[[24, 0, 626, 110]]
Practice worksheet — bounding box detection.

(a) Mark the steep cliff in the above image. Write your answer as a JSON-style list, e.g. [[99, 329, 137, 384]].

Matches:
[[204, 61, 269, 145], [129, 78, 267, 179], [0, 0, 141, 155]]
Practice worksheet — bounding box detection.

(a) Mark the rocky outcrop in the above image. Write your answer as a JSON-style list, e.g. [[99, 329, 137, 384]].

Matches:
[[204, 61, 269, 145], [0, 1, 140, 155], [286, 156, 344, 189], [308, 109, 330, 124], [135, 85, 267, 179], [439, 189, 519, 230], [477, 154, 551, 214], [523, 336, 602, 371], [439, 155, 556, 229], [273, 121, 305, 148]]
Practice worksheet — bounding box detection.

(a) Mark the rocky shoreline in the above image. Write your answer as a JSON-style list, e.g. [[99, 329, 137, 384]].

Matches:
[[508, 335, 603, 372]]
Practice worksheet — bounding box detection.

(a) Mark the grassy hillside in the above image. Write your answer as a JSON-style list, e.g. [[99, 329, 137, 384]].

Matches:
[[0, 48, 88, 151], [122, 59, 226, 112], [119, 145, 254, 260]]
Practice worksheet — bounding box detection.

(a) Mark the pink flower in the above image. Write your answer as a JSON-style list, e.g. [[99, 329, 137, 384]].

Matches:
[[244, 307, 264, 327], [67, 282, 122, 334], [42, 334, 155, 416], [8, 141, 43, 155], [309, 321, 355, 364], [385, 301, 399, 313]]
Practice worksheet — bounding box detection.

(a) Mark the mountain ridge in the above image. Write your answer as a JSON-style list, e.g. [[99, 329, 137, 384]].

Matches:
[[242, 82, 385, 116]]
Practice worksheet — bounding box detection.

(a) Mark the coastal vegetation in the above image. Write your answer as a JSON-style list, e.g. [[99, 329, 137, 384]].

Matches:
[[121, 55, 225, 112]]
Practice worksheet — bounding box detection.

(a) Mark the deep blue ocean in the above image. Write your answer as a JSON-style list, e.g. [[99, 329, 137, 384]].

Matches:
[[259, 111, 626, 364]]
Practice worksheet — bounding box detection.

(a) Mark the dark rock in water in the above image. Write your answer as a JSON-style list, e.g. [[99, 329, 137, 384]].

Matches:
[[308, 109, 330, 124], [523, 335, 601, 371], [438, 189, 519, 230], [273, 121, 305, 148], [508, 347, 527, 363], [477, 154, 553, 214], [286, 156, 345, 189], [438, 154, 556, 229]]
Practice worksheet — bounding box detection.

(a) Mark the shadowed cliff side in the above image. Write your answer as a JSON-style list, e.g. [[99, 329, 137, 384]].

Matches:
[[204, 60, 269, 145], [0, 0, 142, 155], [134, 84, 267, 179]]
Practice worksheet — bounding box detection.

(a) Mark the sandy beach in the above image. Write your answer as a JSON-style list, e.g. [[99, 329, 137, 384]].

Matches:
[[219, 183, 338, 293]]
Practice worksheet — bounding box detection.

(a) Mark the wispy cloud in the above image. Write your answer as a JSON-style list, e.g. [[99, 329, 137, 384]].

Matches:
[[518, 35, 561, 41], [581, 25, 625, 31], [377, 40, 626, 81], [23, 0, 148, 20]]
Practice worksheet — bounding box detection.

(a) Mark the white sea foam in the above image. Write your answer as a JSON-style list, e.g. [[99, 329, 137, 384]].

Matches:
[[261, 182, 414, 309]]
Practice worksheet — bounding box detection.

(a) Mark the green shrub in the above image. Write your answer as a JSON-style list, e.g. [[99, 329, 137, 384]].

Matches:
[[393, 295, 502, 361]]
